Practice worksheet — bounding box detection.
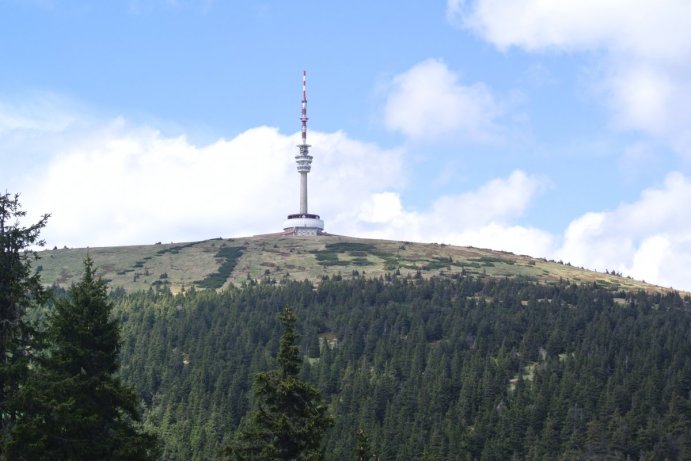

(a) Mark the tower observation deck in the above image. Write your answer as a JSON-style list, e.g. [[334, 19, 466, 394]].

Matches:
[[283, 71, 325, 236]]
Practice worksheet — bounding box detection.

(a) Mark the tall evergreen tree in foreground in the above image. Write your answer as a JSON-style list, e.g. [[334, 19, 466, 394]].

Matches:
[[0, 192, 48, 458], [6, 258, 159, 460], [221, 306, 332, 461]]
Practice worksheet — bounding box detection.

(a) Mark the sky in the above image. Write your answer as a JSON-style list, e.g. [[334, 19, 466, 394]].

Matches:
[[2, 0, 691, 290]]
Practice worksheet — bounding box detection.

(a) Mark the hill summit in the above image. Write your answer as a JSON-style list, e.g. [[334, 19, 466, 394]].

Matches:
[[35, 234, 669, 294]]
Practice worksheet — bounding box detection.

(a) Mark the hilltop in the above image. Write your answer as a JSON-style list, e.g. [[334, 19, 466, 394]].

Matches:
[[35, 234, 670, 293]]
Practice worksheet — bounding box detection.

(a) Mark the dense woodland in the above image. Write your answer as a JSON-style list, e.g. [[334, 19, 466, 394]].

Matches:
[[114, 275, 691, 460]]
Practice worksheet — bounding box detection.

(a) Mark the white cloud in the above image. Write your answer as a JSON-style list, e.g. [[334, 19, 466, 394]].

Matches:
[[447, 223, 554, 257], [383, 58, 503, 141], [604, 61, 691, 152], [451, 0, 691, 157], [357, 192, 403, 224], [338, 170, 554, 257], [450, 0, 691, 58], [0, 94, 80, 135], [556, 172, 691, 289], [17, 118, 403, 247]]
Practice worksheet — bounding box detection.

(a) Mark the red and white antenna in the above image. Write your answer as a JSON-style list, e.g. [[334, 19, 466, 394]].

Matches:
[[300, 70, 308, 145], [295, 70, 314, 214]]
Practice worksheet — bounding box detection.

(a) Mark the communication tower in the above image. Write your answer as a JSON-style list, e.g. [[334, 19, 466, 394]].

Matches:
[[283, 71, 325, 236]]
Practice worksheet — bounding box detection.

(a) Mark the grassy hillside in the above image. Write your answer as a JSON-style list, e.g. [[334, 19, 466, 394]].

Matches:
[[35, 234, 671, 293]]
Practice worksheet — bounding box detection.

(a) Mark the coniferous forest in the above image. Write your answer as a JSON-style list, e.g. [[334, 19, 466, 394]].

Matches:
[[114, 275, 691, 460]]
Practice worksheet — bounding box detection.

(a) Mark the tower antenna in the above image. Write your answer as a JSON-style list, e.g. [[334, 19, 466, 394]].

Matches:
[[301, 70, 308, 146], [295, 70, 312, 215]]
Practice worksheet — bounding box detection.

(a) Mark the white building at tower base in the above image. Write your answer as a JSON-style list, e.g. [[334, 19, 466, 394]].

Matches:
[[282, 213, 325, 236]]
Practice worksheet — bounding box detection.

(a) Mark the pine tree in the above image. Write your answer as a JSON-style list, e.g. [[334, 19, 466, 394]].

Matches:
[[0, 192, 48, 457], [354, 428, 379, 461], [6, 258, 159, 460], [221, 307, 332, 460]]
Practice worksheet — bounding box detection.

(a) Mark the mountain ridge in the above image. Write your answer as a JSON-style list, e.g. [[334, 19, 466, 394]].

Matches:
[[35, 234, 676, 294]]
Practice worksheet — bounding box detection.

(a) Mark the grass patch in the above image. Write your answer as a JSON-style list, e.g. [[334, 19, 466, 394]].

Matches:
[[471, 256, 515, 265], [595, 279, 619, 288], [352, 257, 373, 266], [320, 260, 350, 267], [402, 264, 421, 270], [384, 259, 399, 271], [313, 250, 350, 266], [424, 258, 453, 271]]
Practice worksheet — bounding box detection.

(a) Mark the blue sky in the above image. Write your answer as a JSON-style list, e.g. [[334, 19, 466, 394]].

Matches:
[[2, 0, 691, 290]]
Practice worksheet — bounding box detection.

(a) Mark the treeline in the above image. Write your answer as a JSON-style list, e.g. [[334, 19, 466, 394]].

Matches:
[[116, 275, 691, 460]]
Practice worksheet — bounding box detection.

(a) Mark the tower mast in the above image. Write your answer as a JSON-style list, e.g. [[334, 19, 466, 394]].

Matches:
[[282, 70, 325, 236], [296, 70, 312, 214]]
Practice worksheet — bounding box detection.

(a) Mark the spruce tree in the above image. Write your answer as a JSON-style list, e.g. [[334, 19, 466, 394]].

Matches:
[[222, 307, 332, 460], [355, 428, 379, 461], [6, 257, 159, 460], [0, 192, 48, 457]]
